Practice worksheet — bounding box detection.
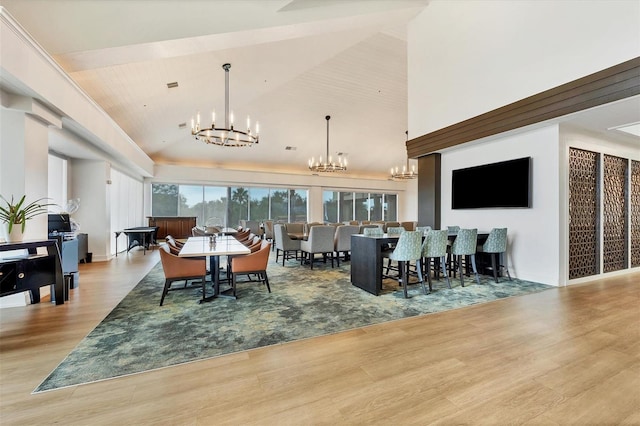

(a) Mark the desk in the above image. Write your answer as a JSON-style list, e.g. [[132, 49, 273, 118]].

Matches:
[[0, 239, 65, 305], [179, 236, 250, 301], [115, 227, 158, 256]]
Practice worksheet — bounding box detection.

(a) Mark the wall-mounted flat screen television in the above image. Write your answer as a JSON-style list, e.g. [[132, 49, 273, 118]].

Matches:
[[452, 157, 531, 209], [48, 213, 72, 233]]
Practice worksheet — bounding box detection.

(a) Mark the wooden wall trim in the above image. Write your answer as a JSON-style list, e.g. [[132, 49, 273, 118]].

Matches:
[[407, 57, 640, 158]]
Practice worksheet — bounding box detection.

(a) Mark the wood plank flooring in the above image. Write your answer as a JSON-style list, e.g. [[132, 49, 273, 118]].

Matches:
[[1, 249, 638, 425]]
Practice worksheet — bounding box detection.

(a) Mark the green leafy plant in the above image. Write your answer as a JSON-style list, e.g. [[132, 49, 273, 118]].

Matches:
[[0, 195, 55, 233]]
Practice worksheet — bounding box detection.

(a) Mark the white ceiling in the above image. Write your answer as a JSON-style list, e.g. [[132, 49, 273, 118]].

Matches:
[[1, 0, 638, 178]]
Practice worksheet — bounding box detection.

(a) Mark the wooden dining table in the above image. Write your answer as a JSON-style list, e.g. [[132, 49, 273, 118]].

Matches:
[[178, 235, 250, 301]]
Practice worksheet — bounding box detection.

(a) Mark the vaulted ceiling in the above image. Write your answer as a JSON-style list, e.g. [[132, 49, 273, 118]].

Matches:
[[1, 0, 430, 178], [2, 0, 637, 180]]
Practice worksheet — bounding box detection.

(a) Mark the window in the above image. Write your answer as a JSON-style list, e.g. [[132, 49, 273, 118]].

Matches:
[[369, 193, 383, 221], [384, 194, 397, 221], [322, 190, 398, 223], [354, 193, 369, 222], [290, 189, 307, 222], [249, 188, 270, 221], [204, 186, 227, 226], [339, 192, 353, 223], [151, 184, 179, 216], [323, 191, 338, 223], [151, 184, 308, 226], [229, 187, 249, 227]]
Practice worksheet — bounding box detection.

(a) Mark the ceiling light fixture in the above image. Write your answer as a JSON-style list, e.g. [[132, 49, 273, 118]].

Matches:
[[191, 63, 259, 147], [391, 131, 417, 180], [308, 115, 347, 172]]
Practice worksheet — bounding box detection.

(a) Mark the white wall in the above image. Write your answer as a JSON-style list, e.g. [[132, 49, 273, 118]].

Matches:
[[407, 0, 640, 138], [407, 0, 640, 285], [441, 125, 561, 285]]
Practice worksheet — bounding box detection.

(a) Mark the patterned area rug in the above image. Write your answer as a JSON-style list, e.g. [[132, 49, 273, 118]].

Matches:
[[34, 253, 552, 393]]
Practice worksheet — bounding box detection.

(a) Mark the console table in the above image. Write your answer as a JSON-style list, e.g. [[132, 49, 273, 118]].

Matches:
[[0, 239, 65, 305]]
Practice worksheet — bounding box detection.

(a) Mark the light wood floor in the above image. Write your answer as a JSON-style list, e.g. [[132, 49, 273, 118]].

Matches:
[[1, 250, 638, 425]]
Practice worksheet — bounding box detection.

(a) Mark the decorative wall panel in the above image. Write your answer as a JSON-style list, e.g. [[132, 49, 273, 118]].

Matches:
[[631, 160, 640, 267], [569, 148, 600, 279], [602, 155, 628, 272]]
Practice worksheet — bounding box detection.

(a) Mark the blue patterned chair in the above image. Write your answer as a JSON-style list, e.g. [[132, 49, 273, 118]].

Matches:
[[479, 228, 512, 283], [363, 227, 383, 237], [416, 226, 432, 235], [451, 228, 480, 286], [384, 226, 406, 275], [421, 229, 451, 292], [388, 230, 425, 298]]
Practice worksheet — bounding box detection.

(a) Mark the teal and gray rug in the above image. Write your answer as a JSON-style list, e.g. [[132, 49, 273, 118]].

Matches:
[[34, 254, 552, 393]]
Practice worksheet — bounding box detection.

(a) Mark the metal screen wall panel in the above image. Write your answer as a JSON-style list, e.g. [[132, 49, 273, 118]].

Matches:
[[603, 155, 628, 273], [631, 160, 640, 267], [569, 148, 600, 279]]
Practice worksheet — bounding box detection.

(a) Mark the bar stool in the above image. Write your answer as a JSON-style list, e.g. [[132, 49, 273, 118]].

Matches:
[[451, 228, 480, 286], [479, 228, 512, 283], [421, 229, 451, 293], [387, 231, 424, 298]]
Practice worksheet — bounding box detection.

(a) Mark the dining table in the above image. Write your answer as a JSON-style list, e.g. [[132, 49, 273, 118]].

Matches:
[[178, 235, 250, 301]]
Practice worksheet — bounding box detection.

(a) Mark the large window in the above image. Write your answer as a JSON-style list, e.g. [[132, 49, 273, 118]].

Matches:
[[151, 184, 308, 226], [204, 186, 227, 226], [323, 191, 338, 223], [323, 191, 397, 223]]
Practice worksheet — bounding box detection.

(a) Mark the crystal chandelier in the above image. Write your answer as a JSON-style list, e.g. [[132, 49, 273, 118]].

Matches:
[[191, 63, 259, 147], [308, 115, 347, 172], [391, 131, 418, 180]]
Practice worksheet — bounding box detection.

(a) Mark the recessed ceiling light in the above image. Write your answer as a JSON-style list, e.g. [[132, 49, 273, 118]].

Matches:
[[167, 82, 179, 89]]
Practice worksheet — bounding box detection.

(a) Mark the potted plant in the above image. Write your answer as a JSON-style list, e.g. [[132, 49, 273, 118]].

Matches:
[[0, 195, 55, 242]]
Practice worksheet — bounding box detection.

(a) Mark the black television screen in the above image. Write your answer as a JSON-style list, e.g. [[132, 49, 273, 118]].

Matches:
[[452, 157, 531, 209], [48, 213, 72, 233]]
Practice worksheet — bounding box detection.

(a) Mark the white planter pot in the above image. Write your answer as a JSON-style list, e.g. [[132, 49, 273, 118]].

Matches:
[[8, 225, 24, 242]]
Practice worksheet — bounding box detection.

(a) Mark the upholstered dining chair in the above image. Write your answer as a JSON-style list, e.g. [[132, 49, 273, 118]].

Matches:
[[451, 228, 480, 287], [300, 225, 336, 269], [421, 229, 451, 292], [388, 230, 424, 298], [333, 225, 360, 266], [165, 235, 184, 254], [229, 241, 272, 296], [263, 220, 274, 243], [362, 226, 383, 237], [479, 228, 512, 283], [158, 245, 207, 306], [274, 224, 300, 266], [205, 226, 221, 234], [234, 228, 251, 241], [191, 226, 207, 237]]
